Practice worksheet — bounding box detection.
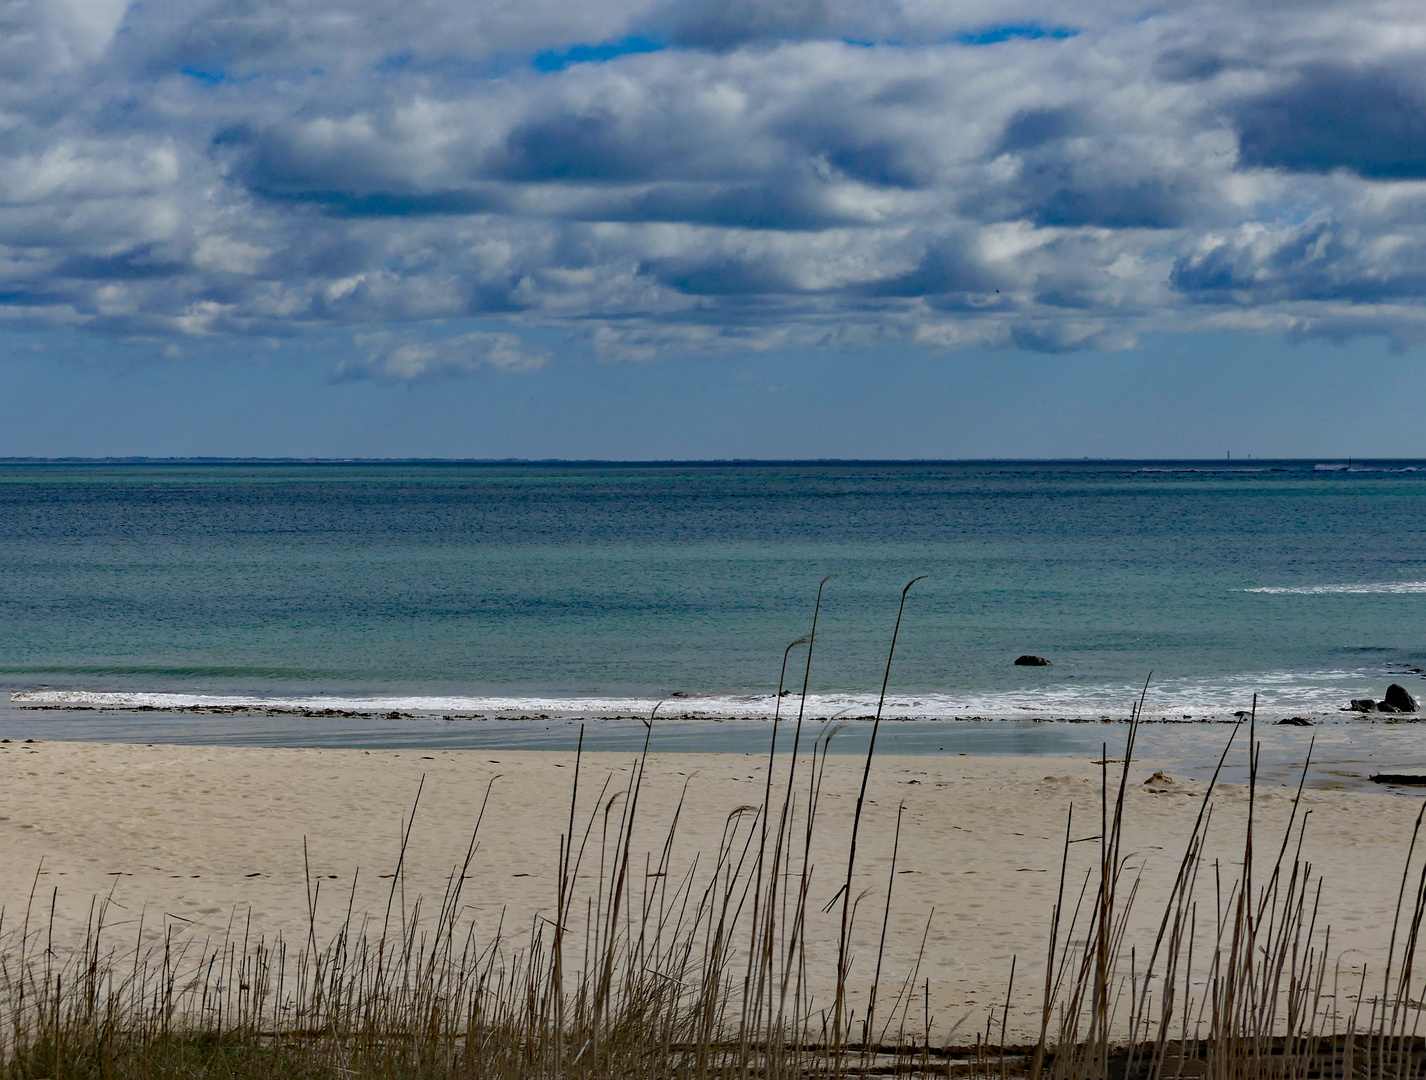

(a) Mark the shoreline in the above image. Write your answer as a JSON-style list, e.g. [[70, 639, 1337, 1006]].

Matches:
[[7, 703, 1426, 794], [3, 740, 1424, 1040], [7, 689, 1410, 730], [14, 686, 1422, 724]]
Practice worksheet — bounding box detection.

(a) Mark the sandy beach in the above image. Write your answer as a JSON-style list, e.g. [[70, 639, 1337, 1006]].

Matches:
[[2, 739, 1422, 1042]]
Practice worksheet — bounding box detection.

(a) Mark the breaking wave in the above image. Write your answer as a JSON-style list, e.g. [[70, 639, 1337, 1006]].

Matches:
[[9, 673, 1394, 721], [1245, 582, 1426, 595]]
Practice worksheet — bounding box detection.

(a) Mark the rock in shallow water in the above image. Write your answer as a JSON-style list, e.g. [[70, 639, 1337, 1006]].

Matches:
[[1385, 684, 1420, 713], [1014, 654, 1053, 666]]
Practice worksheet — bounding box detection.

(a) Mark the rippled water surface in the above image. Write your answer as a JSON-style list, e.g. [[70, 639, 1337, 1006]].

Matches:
[[2, 460, 1423, 735]]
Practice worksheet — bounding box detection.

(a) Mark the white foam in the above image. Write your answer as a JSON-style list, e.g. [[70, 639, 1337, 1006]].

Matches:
[[1318, 465, 1420, 473], [9, 675, 1383, 722], [1245, 582, 1426, 595], [9, 689, 990, 719]]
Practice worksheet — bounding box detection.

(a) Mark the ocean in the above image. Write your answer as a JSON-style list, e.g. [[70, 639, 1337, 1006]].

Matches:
[[1, 459, 1423, 755]]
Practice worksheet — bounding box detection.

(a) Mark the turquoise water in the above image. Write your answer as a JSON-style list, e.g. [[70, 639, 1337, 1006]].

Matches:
[[1, 460, 1423, 732]]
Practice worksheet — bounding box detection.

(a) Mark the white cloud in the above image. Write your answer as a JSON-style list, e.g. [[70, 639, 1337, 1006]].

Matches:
[[0, 0, 1422, 368], [340, 330, 550, 379], [193, 235, 270, 275]]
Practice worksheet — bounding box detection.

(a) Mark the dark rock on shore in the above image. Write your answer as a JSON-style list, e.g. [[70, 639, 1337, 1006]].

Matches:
[[1277, 717, 1312, 726], [1015, 655, 1053, 666], [1385, 684, 1420, 712], [1349, 686, 1421, 714]]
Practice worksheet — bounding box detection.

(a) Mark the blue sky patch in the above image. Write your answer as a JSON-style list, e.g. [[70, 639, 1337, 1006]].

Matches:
[[181, 66, 230, 84], [957, 25, 1078, 46], [531, 36, 664, 72], [181, 66, 266, 86]]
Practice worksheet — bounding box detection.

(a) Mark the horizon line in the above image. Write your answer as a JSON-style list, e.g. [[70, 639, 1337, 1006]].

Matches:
[[0, 456, 1413, 466]]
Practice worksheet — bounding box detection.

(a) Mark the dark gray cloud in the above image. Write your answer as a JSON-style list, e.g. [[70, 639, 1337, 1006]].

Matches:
[[998, 107, 1088, 152], [0, 0, 1425, 370], [1005, 161, 1203, 229], [501, 113, 657, 182], [865, 237, 1001, 297], [671, 0, 832, 49], [1233, 65, 1426, 179]]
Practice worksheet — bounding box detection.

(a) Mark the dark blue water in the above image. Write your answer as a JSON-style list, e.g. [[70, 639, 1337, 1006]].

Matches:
[[2, 460, 1424, 736]]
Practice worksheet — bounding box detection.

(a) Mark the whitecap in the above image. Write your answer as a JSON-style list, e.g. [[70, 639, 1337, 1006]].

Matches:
[[1245, 582, 1426, 595]]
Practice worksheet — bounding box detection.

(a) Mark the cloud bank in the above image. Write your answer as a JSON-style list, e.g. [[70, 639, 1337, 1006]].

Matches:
[[3, 0, 1426, 370]]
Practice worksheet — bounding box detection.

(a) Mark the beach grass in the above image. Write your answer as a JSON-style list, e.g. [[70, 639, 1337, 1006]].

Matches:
[[5, 707, 1426, 1079], [0, 720, 934, 1078]]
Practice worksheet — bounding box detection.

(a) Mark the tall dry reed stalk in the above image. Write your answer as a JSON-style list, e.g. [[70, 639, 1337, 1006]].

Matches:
[[1032, 696, 1426, 1080]]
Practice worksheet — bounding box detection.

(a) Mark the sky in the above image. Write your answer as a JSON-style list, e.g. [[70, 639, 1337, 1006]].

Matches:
[[1, 0, 1424, 458]]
